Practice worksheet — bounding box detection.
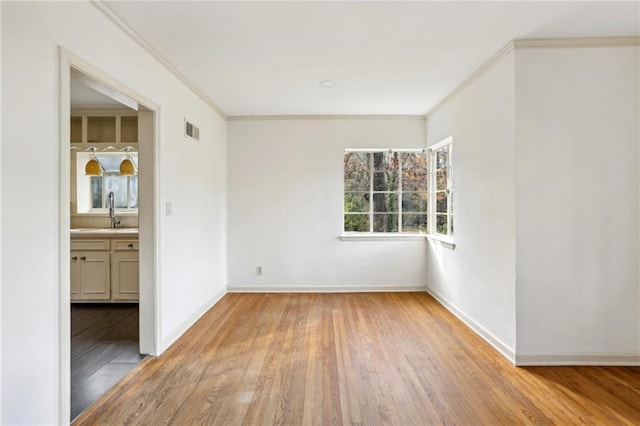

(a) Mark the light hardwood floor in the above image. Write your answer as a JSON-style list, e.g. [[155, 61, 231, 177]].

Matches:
[[74, 293, 640, 425]]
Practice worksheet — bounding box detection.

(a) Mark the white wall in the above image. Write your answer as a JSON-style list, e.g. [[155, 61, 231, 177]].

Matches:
[[228, 118, 428, 291], [514, 46, 640, 361], [1, 2, 227, 424], [425, 51, 517, 356]]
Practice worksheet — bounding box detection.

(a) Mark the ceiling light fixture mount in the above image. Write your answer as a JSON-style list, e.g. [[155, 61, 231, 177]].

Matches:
[[319, 80, 336, 88]]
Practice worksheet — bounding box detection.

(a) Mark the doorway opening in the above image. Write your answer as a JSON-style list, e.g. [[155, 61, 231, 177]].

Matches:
[[59, 49, 160, 423]]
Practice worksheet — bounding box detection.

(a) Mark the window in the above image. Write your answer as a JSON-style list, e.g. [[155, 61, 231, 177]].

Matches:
[[343, 138, 453, 237], [431, 138, 453, 237], [76, 152, 138, 213], [344, 150, 429, 233]]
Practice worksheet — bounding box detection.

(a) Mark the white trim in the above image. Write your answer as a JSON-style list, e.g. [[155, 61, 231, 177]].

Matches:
[[427, 42, 515, 119], [339, 233, 427, 241], [90, 0, 226, 119], [513, 36, 640, 49], [160, 288, 227, 352], [425, 287, 516, 364], [426, 234, 456, 250], [227, 285, 427, 293], [516, 354, 640, 366], [59, 47, 162, 423], [428, 136, 453, 151], [227, 114, 426, 121]]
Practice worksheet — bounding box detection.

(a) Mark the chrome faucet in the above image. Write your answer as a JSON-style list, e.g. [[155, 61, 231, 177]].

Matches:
[[108, 191, 120, 228]]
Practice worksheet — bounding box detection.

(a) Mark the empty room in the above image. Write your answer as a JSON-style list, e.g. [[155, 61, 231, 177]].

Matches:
[[1, 1, 639, 425]]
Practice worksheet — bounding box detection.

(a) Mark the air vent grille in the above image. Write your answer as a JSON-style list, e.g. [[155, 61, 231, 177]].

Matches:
[[184, 118, 200, 142]]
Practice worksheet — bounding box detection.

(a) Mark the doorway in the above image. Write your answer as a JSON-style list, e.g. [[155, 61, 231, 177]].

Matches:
[[59, 48, 160, 423]]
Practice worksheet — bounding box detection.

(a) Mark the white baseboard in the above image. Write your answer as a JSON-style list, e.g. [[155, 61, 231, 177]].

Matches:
[[425, 286, 516, 364], [226, 284, 427, 293], [161, 287, 227, 352], [516, 354, 640, 366]]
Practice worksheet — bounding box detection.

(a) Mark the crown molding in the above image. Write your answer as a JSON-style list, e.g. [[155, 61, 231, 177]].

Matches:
[[426, 41, 515, 119], [514, 36, 640, 49], [426, 36, 640, 119], [91, 0, 227, 119], [227, 114, 426, 121]]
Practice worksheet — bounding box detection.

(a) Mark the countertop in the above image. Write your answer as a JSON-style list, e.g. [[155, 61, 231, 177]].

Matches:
[[70, 228, 139, 238]]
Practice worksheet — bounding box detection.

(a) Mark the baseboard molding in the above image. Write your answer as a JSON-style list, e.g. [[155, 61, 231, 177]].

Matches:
[[425, 286, 516, 364], [516, 354, 640, 366], [161, 287, 227, 352], [227, 284, 427, 293]]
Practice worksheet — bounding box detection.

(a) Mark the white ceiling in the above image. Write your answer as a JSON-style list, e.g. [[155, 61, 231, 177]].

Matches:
[[103, 1, 639, 117], [71, 78, 127, 109]]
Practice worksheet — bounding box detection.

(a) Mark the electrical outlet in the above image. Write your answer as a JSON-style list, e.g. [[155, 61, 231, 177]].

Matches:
[[256, 266, 263, 276]]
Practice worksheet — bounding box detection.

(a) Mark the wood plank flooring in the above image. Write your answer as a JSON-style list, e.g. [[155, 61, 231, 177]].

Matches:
[[74, 293, 640, 425], [71, 304, 145, 421]]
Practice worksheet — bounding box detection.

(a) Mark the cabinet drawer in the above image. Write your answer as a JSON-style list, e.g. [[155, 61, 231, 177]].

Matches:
[[114, 240, 139, 251], [70, 239, 110, 251]]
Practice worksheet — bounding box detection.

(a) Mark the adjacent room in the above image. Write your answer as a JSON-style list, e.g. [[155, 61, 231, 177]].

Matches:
[[1, 1, 639, 425]]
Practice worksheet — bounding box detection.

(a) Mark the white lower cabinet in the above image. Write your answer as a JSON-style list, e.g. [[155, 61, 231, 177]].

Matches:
[[112, 241, 140, 300], [70, 238, 139, 302], [70, 250, 110, 300]]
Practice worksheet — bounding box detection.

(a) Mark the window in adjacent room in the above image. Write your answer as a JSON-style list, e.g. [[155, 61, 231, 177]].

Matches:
[[76, 152, 138, 213]]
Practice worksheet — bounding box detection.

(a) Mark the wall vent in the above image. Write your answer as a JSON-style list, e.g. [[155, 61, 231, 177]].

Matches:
[[184, 118, 200, 142]]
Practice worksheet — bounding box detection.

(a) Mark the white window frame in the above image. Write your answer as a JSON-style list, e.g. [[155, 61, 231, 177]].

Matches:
[[427, 137, 454, 248], [341, 138, 455, 249], [342, 148, 429, 237]]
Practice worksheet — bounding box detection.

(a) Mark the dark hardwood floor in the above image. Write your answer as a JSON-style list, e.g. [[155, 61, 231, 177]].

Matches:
[[74, 293, 640, 425], [71, 304, 145, 421]]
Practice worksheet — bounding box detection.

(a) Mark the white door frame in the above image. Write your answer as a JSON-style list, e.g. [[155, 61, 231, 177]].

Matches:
[[58, 47, 162, 423]]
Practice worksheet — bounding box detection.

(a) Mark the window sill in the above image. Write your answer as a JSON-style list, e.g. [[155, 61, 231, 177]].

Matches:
[[339, 233, 428, 241], [426, 234, 456, 250]]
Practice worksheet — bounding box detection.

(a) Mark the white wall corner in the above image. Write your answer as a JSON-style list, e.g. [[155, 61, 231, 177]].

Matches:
[[160, 288, 227, 353], [425, 287, 516, 364]]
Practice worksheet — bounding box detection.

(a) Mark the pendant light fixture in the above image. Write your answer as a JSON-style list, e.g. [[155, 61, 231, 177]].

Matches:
[[119, 146, 136, 176], [85, 147, 103, 176]]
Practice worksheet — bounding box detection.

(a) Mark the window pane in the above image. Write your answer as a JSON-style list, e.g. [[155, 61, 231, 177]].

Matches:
[[436, 192, 448, 213], [344, 171, 370, 192], [436, 168, 448, 191], [129, 175, 139, 209], [344, 152, 370, 173], [373, 151, 398, 171], [401, 152, 428, 172], [91, 176, 103, 209], [344, 214, 369, 232], [402, 171, 428, 191], [373, 214, 398, 232], [373, 172, 398, 191], [96, 155, 125, 172], [344, 192, 369, 213], [373, 193, 398, 213], [436, 149, 449, 170], [402, 214, 428, 233], [105, 174, 128, 208], [436, 214, 448, 235], [402, 191, 428, 212]]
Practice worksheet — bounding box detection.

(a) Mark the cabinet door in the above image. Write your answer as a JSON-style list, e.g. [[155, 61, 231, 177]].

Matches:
[[81, 251, 110, 300], [70, 251, 81, 300], [111, 251, 139, 300]]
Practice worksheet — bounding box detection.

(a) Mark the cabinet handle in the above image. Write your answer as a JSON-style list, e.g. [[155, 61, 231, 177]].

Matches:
[[80, 256, 86, 261], [128, 243, 134, 249], [71, 256, 78, 261]]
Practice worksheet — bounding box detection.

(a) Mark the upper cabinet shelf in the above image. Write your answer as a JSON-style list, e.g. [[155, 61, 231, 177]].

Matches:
[[70, 109, 138, 145]]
